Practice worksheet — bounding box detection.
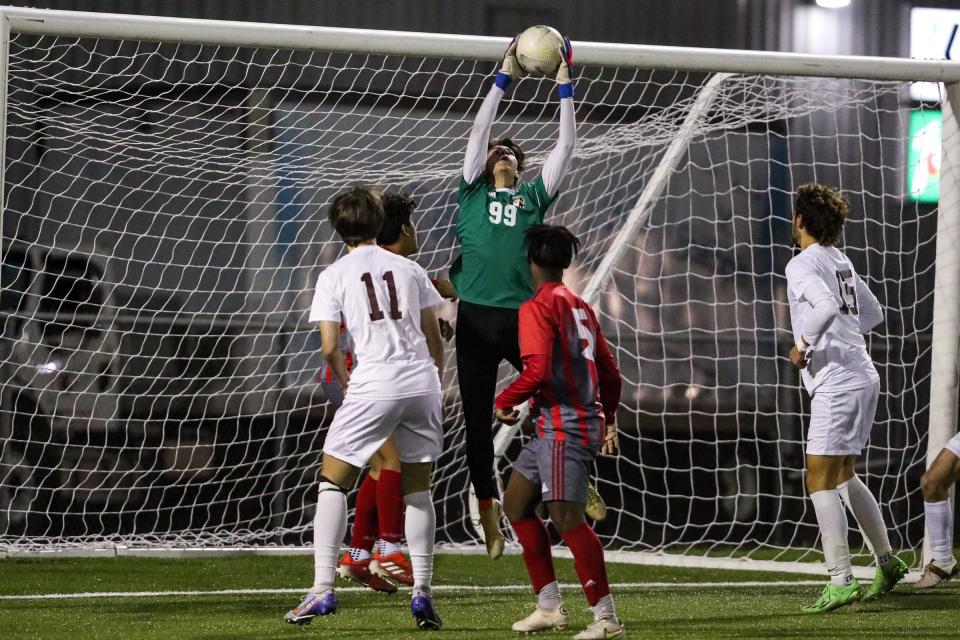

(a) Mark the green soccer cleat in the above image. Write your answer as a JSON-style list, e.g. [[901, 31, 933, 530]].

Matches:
[[861, 555, 908, 602], [800, 580, 861, 614]]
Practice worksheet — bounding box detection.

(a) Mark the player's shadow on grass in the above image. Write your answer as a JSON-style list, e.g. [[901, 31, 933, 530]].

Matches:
[[849, 588, 960, 615]]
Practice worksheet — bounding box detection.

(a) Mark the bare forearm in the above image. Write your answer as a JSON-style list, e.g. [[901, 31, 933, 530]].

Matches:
[[428, 338, 444, 380], [323, 349, 350, 390], [420, 306, 445, 379], [318, 320, 349, 389]]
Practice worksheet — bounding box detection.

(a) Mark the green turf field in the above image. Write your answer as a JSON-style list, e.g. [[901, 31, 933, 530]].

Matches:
[[0, 554, 957, 639]]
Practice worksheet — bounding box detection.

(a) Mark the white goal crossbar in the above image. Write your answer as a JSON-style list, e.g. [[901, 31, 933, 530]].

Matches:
[[0, 6, 959, 81]]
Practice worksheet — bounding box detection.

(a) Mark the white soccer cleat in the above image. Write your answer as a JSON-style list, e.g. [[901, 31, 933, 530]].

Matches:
[[585, 484, 608, 521], [479, 498, 506, 559], [573, 616, 626, 640], [913, 559, 958, 589], [511, 605, 570, 633]]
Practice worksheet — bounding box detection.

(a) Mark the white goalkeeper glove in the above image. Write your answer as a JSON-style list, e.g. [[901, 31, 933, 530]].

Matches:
[[495, 36, 524, 90], [790, 337, 813, 369], [556, 36, 575, 98]]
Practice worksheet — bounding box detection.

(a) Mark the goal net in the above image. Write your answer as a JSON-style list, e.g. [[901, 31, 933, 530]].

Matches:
[[1, 10, 957, 571]]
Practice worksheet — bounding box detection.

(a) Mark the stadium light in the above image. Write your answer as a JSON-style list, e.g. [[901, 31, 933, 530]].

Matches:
[[816, 0, 851, 8], [36, 361, 60, 373]]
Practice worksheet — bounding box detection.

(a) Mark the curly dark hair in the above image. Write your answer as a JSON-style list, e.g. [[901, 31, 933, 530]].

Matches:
[[524, 224, 581, 271], [485, 137, 525, 186], [377, 190, 416, 245], [794, 183, 849, 246], [328, 186, 384, 245]]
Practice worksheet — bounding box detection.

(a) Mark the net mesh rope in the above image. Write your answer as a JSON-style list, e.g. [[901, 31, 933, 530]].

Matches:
[[0, 34, 942, 562]]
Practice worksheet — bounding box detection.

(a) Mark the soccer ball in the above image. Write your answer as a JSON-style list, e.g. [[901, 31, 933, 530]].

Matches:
[[515, 25, 564, 76]]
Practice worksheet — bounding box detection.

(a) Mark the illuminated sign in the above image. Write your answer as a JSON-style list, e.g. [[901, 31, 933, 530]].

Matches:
[[909, 7, 960, 102], [907, 109, 941, 203]]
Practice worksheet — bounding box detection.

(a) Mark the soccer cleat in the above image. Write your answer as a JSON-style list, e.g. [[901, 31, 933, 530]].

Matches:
[[411, 592, 443, 630], [371, 550, 414, 586], [585, 484, 608, 521], [573, 616, 626, 640], [479, 499, 506, 559], [337, 552, 398, 593], [284, 589, 337, 625], [861, 555, 908, 602], [913, 559, 958, 589], [799, 581, 861, 614], [511, 605, 570, 633]]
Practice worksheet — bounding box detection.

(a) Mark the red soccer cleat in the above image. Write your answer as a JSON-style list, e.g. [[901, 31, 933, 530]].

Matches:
[[336, 553, 398, 593], [370, 551, 414, 586]]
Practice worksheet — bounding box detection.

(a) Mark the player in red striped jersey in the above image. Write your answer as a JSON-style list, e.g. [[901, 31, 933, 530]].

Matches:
[[495, 225, 624, 640]]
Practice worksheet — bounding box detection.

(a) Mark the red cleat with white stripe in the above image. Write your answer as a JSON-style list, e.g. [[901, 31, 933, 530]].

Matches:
[[370, 551, 414, 586], [336, 553, 398, 593]]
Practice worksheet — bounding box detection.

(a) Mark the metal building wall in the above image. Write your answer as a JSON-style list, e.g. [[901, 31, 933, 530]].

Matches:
[[12, 0, 789, 49], [8, 1, 941, 59]]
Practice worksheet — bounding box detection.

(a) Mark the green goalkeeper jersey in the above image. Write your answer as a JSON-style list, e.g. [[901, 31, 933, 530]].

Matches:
[[450, 174, 557, 309]]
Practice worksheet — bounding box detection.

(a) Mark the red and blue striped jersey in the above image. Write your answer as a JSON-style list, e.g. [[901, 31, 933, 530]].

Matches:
[[496, 282, 621, 448]]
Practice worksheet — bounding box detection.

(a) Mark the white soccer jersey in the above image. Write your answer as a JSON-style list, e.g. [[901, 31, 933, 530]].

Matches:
[[309, 245, 444, 399], [785, 243, 882, 395]]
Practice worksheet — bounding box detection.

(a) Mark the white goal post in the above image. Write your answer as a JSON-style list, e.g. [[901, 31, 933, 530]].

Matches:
[[0, 7, 958, 578]]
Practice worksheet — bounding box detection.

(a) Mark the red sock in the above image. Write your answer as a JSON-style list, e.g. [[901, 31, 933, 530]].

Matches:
[[561, 522, 610, 606], [478, 498, 493, 512], [510, 517, 556, 593], [377, 469, 404, 546], [349, 474, 378, 552]]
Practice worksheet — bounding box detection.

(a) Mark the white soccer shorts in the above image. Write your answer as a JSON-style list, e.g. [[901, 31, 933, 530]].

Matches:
[[322, 392, 443, 468], [945, 432, 960, 459], [805, 382, 879, 456]]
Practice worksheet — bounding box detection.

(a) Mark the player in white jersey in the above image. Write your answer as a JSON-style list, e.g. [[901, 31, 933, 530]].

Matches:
[[914, 433, 960, 587], [332, 191, 456, 592], [785, 184, 907, 613], [285, 186, 445, 630]]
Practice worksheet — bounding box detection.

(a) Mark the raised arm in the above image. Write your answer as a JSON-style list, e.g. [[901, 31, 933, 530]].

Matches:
[[463, 86, 505, 183], [541, 39, 577, 197], [855, 276, 883, 334], [463, 39, 523, 183]]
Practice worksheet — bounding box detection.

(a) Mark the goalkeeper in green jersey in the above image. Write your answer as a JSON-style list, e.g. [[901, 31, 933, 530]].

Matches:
[[449, 35, 576, 558]]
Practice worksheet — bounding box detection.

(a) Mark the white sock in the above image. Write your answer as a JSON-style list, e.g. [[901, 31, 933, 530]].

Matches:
[[312, 487, 347, 593], [537, 581, 562, 612], [348, 547, 371, 562], [925, 499, 955, 564], [810, 489, 853, 585], [404, 490, 436, 595], [593, 593, 617, 620], [837, 475, 893, 564], [379, 539, 403, 557]]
